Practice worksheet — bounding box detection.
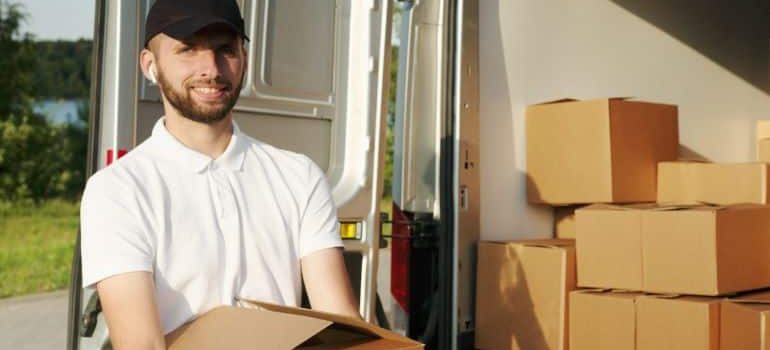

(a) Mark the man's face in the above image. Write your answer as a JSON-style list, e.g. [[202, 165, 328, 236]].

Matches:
[[149, 25, 246, 124]]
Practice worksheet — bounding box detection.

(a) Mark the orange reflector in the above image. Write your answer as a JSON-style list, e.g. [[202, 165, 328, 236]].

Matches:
[[339, 222, 359, 239]]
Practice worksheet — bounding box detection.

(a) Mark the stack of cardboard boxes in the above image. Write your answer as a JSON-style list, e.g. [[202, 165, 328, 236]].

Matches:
[[475, 98, 770, 350]]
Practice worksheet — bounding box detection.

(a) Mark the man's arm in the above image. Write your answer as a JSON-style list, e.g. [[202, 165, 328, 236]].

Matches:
[[96, 271, 165, 350], [301, 247, 362, 319]]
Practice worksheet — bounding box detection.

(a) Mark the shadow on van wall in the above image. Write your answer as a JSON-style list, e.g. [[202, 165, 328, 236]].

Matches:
[[611, 0, 770, 95], [678, 144, 711, 162]]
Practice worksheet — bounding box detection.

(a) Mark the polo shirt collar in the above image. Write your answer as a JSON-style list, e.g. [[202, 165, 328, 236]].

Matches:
[[151, 117, 247, 173]]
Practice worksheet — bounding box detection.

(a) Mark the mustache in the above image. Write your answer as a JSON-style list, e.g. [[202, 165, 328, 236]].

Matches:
[[185, 78, 233, 90]]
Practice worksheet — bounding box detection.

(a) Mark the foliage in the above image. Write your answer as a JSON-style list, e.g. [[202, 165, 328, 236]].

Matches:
[[0, 2, 90, 203], [383, 46, 398, 198], [0, 2, 36, 117], [31, 40, 92, 99]]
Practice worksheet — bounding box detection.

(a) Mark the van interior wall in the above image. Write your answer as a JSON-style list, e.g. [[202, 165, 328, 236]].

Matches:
[[478, 0, 770, 241], [135, 101, 332, 170]]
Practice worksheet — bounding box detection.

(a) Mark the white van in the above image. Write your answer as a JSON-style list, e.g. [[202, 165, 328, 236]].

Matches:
[[67, 1, 770, 349]]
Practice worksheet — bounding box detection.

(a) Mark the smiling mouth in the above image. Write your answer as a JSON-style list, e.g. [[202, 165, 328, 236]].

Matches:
[[190, 85, 230, 101], [193, 86, 225, 93]]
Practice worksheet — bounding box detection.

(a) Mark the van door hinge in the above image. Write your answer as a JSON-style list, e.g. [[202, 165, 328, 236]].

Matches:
[[79, 293, 102, 337]]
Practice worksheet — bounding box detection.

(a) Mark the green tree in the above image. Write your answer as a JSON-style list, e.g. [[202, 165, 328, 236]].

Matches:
[[0, 114, 64, 201], [56, 100, 89, 198], [31, 40, 92, 99], [0, 1, 36, 117], [383, 46, 398, 198], [0, 1, 87, 203]]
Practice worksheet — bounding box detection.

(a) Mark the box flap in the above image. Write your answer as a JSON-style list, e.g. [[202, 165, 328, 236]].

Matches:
[[572, 289, 643, 298], [578, 203, 694, 212], [649, 204, 707, 211], [758, 139, 770, 162], [166, 306, 332, 350], [685, 204, 767, 212], [758, 120, 770, 140], [645, 293, 682, 299], [531, 98, 579, 106], [482, 239, 574, 248], [577, 203, 643, 211], [642, 294, 722, 304], [576, 288, 612, 294], [521, 239, 575, 249], [241, 300, 422, 346], [729, 290, 770, 305], [531, 97, 633, 106], [660, 160, 709, 164]]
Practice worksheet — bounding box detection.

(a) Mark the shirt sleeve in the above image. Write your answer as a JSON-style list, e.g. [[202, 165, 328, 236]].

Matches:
[[298, 159, 343, 258], [80, 171, 154, 288]]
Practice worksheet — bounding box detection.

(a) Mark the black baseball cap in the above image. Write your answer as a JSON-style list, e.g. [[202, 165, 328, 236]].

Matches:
[[144, 0, 249, 47]]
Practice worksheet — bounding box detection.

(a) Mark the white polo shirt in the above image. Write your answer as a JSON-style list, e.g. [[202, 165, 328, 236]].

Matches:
[[80, 117, 342, 334]]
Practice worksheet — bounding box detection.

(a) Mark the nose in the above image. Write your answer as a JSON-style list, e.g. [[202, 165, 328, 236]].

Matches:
[[196, 49, 221, 79]]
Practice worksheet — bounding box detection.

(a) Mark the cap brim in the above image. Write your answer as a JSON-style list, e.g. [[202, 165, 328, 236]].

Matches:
[[153, 15, 249, 45]]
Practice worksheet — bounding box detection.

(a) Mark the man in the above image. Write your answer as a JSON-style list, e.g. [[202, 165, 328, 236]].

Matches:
[[79, 1, 359, 348]]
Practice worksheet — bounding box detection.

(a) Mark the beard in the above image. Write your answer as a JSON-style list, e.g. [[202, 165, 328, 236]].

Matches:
[[157, 68, 243, 124]]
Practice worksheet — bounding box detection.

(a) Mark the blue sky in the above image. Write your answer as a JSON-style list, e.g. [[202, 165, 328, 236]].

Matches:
[[17, 0, 95, 40]]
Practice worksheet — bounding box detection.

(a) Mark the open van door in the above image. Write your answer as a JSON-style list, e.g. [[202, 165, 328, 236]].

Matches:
[[67, 0, 393, 348], [388, 0, 478, 348]]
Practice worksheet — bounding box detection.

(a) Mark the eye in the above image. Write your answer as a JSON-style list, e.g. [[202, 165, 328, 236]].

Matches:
[[175, 45, 192, 54], [218, 44, 237, 56]]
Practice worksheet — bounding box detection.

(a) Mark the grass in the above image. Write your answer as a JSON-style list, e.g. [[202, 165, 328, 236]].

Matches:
[[0, 199, 79, 298]]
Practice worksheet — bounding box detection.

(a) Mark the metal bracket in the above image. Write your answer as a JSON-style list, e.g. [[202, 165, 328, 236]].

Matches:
[[79, 293, 101, 337]]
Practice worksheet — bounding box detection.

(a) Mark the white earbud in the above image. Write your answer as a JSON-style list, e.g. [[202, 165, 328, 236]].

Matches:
[[148, 64, 158, 84]]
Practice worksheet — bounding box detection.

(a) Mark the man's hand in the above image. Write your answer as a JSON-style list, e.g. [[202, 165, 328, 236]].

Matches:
[[96, 271, 166, 350], [301, 247, 362, 319]]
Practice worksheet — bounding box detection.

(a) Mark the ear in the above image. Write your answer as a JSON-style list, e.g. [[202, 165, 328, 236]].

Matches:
[[139, 48, 157, 84]]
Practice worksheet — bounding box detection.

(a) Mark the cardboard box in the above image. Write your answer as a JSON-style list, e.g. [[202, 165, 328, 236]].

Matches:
[[636, 295, 720, 350], [657, 161, 770, 205], [554, 206, 583, 239], [757, 120, 770, 162], [569, 290, 641, 350], [759, 139, 770, 163], [475, 240, 576, 350], [642, 204, 770, 295], [577, 204, 770, 295], [721, 290, 770, 350], [526, 98, 678, 205], [165, 301, 423, 350], [575, 204, 648, 291]]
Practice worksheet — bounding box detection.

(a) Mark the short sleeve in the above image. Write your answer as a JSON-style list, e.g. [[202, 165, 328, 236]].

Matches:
[[80, 171, 154, 288], [298, 160, 343, 258]]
